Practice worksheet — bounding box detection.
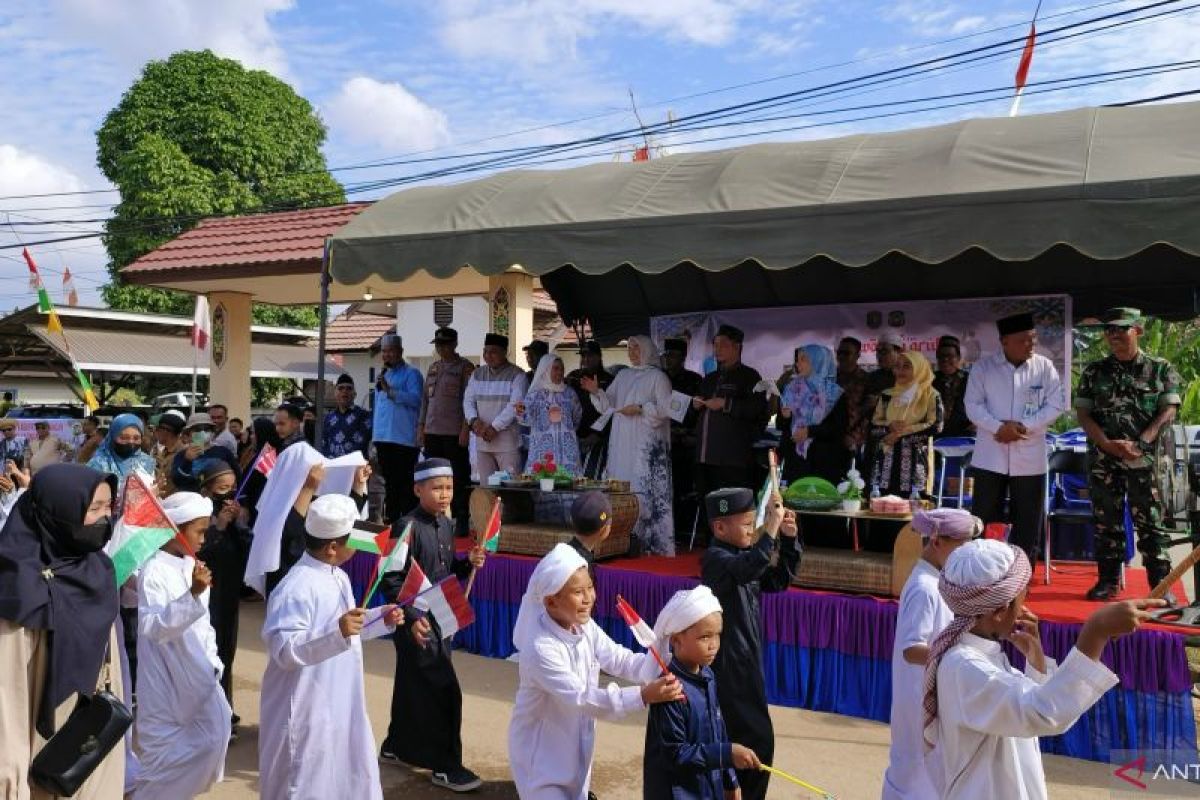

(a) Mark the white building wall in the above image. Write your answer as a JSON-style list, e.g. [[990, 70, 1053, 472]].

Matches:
[[395, 296, 490, 359]]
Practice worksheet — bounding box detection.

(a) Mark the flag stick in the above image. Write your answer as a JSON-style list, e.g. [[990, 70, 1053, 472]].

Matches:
[[464, 497, 501, 600], [464, 566, 478, 600], [233, 448, 264, 501], [616, 593, 671, 676], [359, 521, 410, 608], [760, 765, 836, 798]]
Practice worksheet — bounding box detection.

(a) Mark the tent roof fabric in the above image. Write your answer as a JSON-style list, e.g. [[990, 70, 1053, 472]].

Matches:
[[329, 102, 1200, 290]]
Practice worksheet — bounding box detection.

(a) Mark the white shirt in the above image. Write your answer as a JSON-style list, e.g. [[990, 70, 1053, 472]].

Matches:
[[928, 634, 1118, 800], [134, 550, 230, 800], [964, 353, 1065, 476], [883, 560, 952, 800], [508, 612, 661, 800], [259, 553, 383, 800]]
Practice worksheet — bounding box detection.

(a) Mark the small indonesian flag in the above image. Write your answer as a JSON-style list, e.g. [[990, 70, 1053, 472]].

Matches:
[[191, 295, 210, 350], [254, 443, 278, 477], [615, 594, 657, 650], [62, 267, 79, 307], [421, 576, 475, 638], [347, 525, 391, 555], [105, 472, 179, 586], [478, 497, 502, 553], [395, 558, 433, 611]]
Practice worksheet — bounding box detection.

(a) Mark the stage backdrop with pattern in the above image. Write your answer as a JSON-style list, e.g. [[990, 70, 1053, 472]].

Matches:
[[650, 294, 1072, 398]]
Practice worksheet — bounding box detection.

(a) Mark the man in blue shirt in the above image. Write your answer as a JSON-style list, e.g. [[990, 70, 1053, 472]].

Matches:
[[373, 334, 424, 522], [322, 374, 372, 459]]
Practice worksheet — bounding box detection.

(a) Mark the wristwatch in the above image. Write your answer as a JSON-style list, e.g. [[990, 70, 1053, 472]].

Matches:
[[1137, 438, 1154, 454]]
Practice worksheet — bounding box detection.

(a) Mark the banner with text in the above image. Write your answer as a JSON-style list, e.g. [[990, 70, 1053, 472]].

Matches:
[[650, 294, 1071, 391]]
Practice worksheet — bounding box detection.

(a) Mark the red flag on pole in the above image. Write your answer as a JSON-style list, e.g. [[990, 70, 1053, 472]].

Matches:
[[633, 146, 650, 161], [62, 267, 79, 307], [1009, 23, 1037, 116], [191, 295, 210, 349]]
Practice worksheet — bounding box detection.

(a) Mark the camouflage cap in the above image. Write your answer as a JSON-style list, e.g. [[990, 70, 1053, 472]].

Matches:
[[1099, 307, 1144, 327]]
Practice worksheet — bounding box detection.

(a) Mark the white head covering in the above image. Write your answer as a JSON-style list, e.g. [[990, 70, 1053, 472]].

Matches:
[[651, 585, 722, 662], [912, 508, 983, 541], [513, 543, 588, 651], [527, 353, 566, 395], [245, 442, 325, 593], [161, 492, 213, 526], [628, 335, 661, 370], [305, 494, 359, 540], [941, 537, 1017, 587]]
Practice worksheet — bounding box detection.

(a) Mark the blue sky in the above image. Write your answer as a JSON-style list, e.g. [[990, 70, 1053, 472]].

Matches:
[[1, 0, 1198, 305]]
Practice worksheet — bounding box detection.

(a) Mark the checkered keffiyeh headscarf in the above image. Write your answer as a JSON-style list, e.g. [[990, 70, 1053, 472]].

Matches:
[[922, 540, 1032, 748]]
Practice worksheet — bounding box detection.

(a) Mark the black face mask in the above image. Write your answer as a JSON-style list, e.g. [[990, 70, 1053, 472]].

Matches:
[[210, 492, 234, 507], [112, 442, 139, 459], [74, 516, 113, 553]]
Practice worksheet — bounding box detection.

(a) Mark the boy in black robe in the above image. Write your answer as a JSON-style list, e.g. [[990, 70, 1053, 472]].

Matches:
[[379, 458, 486, 793], [699, 486, 800, 800]]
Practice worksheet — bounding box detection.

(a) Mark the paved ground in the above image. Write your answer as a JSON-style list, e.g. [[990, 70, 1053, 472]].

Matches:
[[190, 601, 1183, 799]]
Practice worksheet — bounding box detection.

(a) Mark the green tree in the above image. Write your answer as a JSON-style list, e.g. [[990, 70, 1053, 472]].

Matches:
[[96, 49, 344, 327]]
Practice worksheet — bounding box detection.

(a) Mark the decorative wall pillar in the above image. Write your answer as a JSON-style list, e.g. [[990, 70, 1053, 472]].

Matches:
[[207, 291, 253, 421], [487, 270, 535, 364]]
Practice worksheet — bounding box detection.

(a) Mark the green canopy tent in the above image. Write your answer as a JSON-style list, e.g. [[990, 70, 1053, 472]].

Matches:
[[328, 101, 1200, 342]]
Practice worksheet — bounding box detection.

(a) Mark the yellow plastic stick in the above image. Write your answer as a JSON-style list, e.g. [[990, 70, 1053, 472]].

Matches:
[[760, 764, 836, 799]]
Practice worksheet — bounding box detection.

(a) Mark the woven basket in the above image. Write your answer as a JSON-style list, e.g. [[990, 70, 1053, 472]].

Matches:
[[469, 488, 638, 561], [794, 547, 893, 595]]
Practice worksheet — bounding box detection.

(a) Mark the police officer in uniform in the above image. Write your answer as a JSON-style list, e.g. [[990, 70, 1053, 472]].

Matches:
[[418, 327, 474, 536], [1075, 308, 1181, 602]]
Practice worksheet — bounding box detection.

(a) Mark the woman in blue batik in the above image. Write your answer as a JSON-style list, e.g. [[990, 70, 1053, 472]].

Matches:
[[778, 344, 843, 482], [521, 354, 583, 476]]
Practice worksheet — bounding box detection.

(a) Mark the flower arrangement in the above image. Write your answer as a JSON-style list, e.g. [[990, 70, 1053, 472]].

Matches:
[[837, 462, 866, 501], [531, 452, 569, 481]]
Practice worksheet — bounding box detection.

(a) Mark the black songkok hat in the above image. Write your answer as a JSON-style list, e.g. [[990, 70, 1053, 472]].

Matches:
[[705, 487, 754, 520], [663, 338, 688, 354], [996, 313, 1035, 337], [484, 333, 509, 349], [335, 373, 355, 387]]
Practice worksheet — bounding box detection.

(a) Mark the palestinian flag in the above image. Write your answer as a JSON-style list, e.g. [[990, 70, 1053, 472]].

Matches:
[[347, 523, 391, 555], [106, 472, 178, 586], [359, 521, 412, 608], [477, 497, 502, 553]]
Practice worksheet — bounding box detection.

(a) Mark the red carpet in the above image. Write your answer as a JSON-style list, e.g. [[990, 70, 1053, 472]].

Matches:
[[462, 540, 1192, 632]]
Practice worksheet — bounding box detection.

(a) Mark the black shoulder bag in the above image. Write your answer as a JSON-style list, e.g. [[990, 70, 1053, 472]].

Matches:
[[29, 643, 133, 797]]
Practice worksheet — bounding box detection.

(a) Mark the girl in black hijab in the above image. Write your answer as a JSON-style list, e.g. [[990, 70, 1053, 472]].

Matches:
[[0, 464, 123, 796]]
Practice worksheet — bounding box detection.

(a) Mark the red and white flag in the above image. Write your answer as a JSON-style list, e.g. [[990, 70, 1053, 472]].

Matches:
[[615, 594, 657, 650], [254, 443, 278, 477], [422, 576, 475, 638], [1010, 23, 1037, 117], [62, 267, 79, 307], [395, 558, 433, 611], [191, 295, 210, 350]]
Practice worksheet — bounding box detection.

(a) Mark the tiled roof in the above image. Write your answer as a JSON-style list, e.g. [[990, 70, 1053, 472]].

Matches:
[[122, 203, 371, 275], [325, 310, 396, 352]]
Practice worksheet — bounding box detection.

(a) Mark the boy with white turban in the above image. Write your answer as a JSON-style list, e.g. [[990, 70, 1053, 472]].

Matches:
[[132, 492, 229, 799], [883, 508, 980, 800], [259, 494, 402, 800], [644, 585, 761, 799], [924, 538, 1164, 799], [508, 543, 683, 800]]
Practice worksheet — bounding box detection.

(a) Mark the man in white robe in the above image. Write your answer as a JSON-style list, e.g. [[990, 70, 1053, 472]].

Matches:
[[259, 494, 401, 800], [924, 539, 1163, 800], [132, 492, 230, 800], [508, 543, 681, 800], [882, 509, 980, 800]]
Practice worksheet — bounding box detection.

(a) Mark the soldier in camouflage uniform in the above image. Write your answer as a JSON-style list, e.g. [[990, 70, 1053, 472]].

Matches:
[[1075, 308, 1181, 602]]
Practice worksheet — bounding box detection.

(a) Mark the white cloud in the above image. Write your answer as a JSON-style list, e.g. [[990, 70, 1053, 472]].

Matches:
[[53, 0, 295, 80], [0, 144, 86, 198], [437, 0, 763, 66], [323, 76, 451, 153]]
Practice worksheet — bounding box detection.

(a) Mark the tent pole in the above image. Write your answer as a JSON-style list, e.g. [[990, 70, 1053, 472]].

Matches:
[[313, 238, 331, 446]]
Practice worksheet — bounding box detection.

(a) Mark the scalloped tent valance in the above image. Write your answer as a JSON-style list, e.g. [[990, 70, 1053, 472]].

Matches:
[[329, 102, 1200, 339]]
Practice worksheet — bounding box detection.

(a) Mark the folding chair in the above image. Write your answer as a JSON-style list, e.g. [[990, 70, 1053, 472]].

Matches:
[[1044, 449, 1092, 585], [933, 437, 975, 508]]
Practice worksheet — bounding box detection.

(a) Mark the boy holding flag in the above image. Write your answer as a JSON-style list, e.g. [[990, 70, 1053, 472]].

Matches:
[[379, 458, 486, 792], [132, 492, 229, 799], [700, 486, 799, 800], [259, 494, 402, 800]]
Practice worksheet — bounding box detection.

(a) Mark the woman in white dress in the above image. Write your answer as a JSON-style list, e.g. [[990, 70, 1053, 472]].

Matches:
[[580, 336, 675, 555]]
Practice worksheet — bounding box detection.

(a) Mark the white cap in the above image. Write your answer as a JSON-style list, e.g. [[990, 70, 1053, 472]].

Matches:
[[161, 492, 214, 526], [305, 494, 359, 539]]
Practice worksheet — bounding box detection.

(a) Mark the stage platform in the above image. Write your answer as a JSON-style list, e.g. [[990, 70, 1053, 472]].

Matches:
[[344, 548, 1197, 765]]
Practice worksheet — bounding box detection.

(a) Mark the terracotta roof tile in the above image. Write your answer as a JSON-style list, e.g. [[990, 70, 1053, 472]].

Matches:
[[325, 310, 396, 352], [123, 203, 371, 274]]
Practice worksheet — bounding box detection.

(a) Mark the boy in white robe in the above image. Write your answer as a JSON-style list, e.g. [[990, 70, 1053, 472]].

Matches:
[[258, 494, 403, 800], [508, 543, 683, 800], [882, 509, 980, 800], [132, 492, 230, 800], [924, 538, 1165, 800]]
